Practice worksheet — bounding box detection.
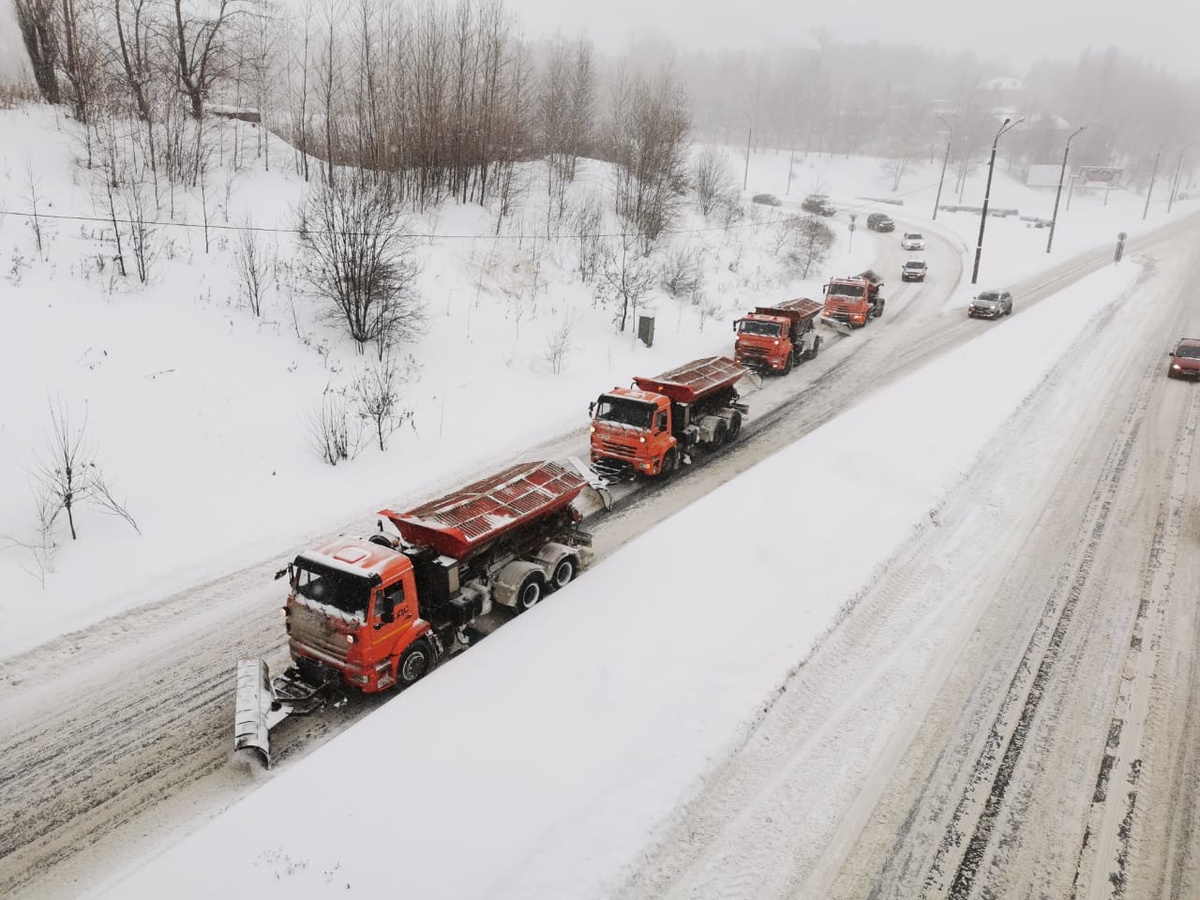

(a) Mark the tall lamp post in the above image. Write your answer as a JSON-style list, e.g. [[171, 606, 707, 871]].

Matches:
[[1142, 148, 1162, 221], [1167, 142, 1197, 214], [1046, 124, 1086, 253], [971, 116, 1023, 285], [932, 116, 953, 221]]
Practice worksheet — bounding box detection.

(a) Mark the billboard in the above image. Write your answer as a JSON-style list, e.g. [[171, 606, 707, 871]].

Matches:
[[1077, 166, 1123, 187]]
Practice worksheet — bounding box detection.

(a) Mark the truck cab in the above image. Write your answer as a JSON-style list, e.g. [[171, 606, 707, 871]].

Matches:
[[286, 536, 430, 694], [734, 298, 823, 374], [589, 357, 747, 479], [589, 388, 675, 477], [823, 272, 884, 328]]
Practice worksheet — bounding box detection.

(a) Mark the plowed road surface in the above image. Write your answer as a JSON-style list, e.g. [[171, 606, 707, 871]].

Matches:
[[2, 216, 1199, 898]]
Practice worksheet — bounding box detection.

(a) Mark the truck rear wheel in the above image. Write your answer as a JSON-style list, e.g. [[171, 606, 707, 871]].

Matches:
[[397, 640, 435, 687], [551, 556, 577, 590], [727, 412, 742, 441], [513, 574, 544, 613]]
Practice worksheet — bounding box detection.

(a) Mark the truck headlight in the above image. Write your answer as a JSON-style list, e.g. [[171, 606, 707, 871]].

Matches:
[[346, 633, 356, 644], [639, 436, 646, 443]]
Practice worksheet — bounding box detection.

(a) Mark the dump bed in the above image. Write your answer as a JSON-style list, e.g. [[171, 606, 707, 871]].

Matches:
[[752, 297, 823, 324], [633, 356, 747, 404], [379, 460, 585, 560]]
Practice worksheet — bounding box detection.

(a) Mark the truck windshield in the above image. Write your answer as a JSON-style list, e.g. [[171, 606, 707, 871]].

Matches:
[[737, 320, 783, 337], [594, 396, 655, 428], [829, 283, 866, 298], [293, 560, 372, 616]]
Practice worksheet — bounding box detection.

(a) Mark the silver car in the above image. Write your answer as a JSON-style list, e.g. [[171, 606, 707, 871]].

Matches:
[[968, 290, 1013, 319]]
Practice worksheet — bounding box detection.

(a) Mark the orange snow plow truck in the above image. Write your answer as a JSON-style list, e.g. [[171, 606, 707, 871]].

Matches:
[[234, 460, 592, 765], [821, 269, 885, 332], [733, 297, 824, 374], [588, 356, 748, 480]]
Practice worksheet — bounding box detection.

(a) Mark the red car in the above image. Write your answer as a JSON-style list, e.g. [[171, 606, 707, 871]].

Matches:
[[1168, 338, 1200, 379]]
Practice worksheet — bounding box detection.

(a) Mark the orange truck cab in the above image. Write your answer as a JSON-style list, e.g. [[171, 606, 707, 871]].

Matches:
[[734, 297, 823, 374], [822, 270, 885, 328], [589, 357, 748, 479]]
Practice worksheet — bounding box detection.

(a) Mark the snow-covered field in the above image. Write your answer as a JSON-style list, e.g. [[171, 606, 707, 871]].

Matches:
[[0, 102, 1193, 897]]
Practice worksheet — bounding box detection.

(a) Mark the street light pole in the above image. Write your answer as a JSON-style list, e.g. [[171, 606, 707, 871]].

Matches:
[[932, 116, 952, 221], [1046, 124, 1086, 253], [1142, 149, 1161, 221], [971, 116, 1022, 285], [1167, 142, 1196, 214]]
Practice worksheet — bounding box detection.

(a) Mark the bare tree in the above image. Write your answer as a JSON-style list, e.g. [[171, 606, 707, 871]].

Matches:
[[296, 173, 425, 355], [693, 145, 734, 217], [170, 0, 243, 119], [789, 214, 835, 279], [122, 178, 157, 282], [234, 218, 271, 315], [13, 0, 60, 103], [599, 233, 656, 333], [32, 399, 137, 542], [659, 242, 703, 298], [22, 159, 46, 255]]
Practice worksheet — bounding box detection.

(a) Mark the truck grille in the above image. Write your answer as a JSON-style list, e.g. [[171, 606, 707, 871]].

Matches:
[[597, 439, 639, 460], [289, 603, 350, 664], [738, 346, 770, 360]]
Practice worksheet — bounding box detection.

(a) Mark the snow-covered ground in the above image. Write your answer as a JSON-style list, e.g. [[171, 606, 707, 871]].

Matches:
[[1, 102, 1193, 897]]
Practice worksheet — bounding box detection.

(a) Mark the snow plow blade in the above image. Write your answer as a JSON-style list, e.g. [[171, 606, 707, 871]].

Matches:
[[234, 658, 274, 766], [819, 316, 854, 336], [234, 659, 327, 767]]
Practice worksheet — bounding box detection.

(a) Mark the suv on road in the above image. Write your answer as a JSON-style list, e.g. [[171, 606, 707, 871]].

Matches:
[[901, 259, 928, 282], [802, 194, 837, 216], [1168, 338, 1200, 379], [900, 232, 925, 250], [967, 290, 1013, 319], [752, 193, 782, 207], [867, 213, 895, 232]]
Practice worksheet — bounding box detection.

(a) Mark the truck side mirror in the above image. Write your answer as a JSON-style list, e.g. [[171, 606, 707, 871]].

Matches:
[[588, 401, 595, 416]]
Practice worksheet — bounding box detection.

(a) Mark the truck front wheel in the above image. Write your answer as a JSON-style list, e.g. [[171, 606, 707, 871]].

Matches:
[[807, 336, 821, 361], [659, 447, 679, 478], [397, 640, 435, 687], [781, 351, 794, 376], [513, 574, 544, 613]]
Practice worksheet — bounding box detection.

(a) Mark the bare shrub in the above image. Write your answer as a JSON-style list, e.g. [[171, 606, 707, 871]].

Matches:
[[599, 234, 656, 333], [659, 243, 703, 298], [306, 388, 364, 465], [572, 195, 605, 284], [544, 315, 574, 374], [352, 356, 417, 452], [22, 158, 46, 255]]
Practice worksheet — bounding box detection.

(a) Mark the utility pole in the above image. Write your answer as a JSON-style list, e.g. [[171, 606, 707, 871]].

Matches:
[[1047, 125, 1086, 253], [743, 127, 752, 192], [933, 116, 952, 221], [1167, 143, 1196, 213], [972, 117, 1022, 285]]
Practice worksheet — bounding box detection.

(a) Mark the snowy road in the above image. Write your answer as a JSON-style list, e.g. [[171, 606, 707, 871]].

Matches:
[[1, 218, 1197, 897], [617, 226, 1200, 900]]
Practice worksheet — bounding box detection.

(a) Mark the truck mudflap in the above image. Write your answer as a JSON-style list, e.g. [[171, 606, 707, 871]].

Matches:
[[819, 316, 854, 336], [234, 659, 329, 767]]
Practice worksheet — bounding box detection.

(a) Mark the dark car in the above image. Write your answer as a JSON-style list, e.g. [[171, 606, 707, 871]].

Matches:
[[802, 194, 836, 216], [752, 193, 782, 207], [967, 290, 1013, 319], [867, 213, 895, 232], [1168, 338, 1200, 379]]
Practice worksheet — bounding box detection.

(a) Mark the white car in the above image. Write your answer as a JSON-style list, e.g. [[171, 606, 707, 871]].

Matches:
[[901, 232, 925, 251]]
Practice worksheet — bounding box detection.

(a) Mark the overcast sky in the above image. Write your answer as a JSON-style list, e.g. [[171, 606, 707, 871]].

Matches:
[[507, 0, 1195, 79]]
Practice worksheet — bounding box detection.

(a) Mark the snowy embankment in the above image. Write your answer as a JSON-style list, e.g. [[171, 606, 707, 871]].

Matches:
[[101, 258, 1141, 899]]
